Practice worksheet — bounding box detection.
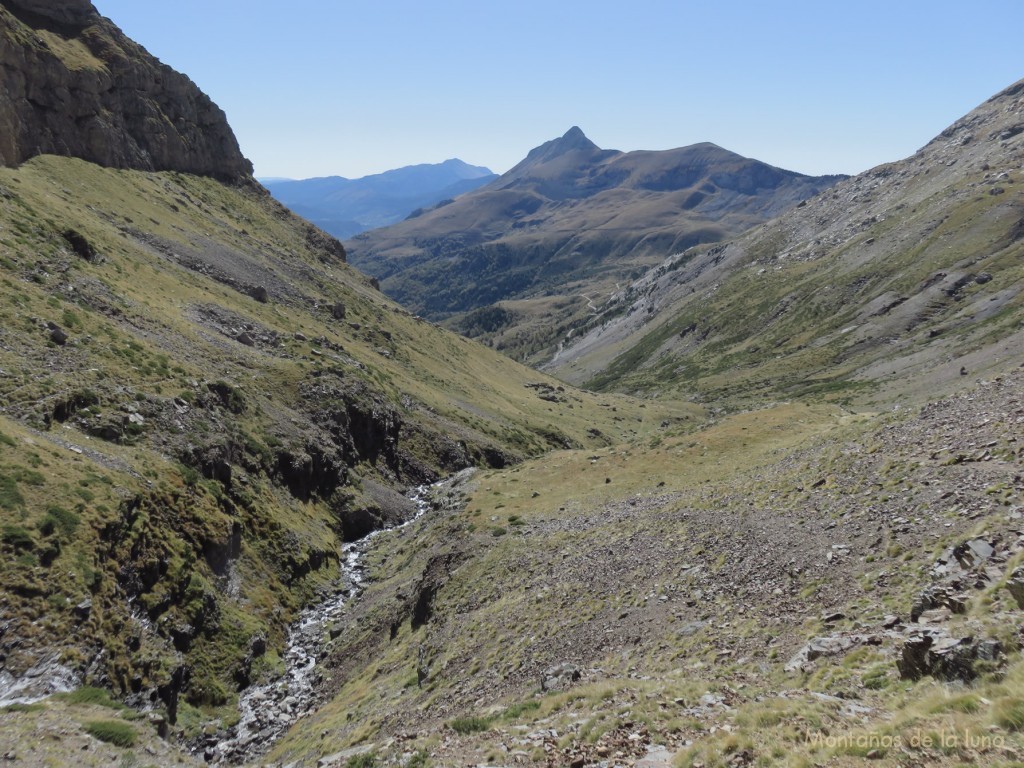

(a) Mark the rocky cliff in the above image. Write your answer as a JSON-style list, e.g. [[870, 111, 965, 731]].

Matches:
[[0, 0, 252, 180]]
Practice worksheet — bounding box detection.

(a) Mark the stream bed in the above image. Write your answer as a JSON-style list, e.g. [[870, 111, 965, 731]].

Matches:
[[210, 471, 471, 763]]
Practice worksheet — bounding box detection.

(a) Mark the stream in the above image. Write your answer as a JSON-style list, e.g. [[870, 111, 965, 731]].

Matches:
[[208, 479, 446, 764]]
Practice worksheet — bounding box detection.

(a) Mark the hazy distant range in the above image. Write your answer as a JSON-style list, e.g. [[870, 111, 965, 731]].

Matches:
[[261, 159, 497, 239]]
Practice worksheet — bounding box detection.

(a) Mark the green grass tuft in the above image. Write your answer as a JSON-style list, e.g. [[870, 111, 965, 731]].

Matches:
[[344, 754, 377, 768], [60, 686, 124, 709], [993, 697, 1024, 732], [83, 720, 136, 747], [449, 716, 492, 734]]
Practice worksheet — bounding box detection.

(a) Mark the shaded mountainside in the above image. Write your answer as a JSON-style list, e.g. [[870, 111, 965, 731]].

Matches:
[[0, 0, 251, 180], [264, 159, 497, 240], [346, 127, 844, 363], [548, 79, 1024, 409]]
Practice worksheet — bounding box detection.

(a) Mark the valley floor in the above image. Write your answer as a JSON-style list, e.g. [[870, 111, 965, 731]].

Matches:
[[250, 368, 1024, 767]]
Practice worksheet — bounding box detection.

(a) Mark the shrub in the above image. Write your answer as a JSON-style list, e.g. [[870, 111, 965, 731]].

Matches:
[[2, 525, 34, 550], [84, 720, 136, 747], [504, 699, 540, 719], [1, 702, 44, 713], [450, 716, 492, 734], [38, 505, 80, 539], [0, 476, 25, 510], [345, 754, 377, 768]]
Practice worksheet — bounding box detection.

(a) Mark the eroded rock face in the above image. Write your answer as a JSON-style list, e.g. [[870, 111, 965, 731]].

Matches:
[[0, 1, 252, 180], [7, 0, 93, 26]]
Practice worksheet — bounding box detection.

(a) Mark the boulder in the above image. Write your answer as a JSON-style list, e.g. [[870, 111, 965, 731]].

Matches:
[[541, 662, 581, 691], [47, 323, 67, 345], [785, 634, 861, 672], [1007, 567, 1024, 609], [898, 629, 999, 682], [954, 538, 994, 569], [911, 585, 969, 622]]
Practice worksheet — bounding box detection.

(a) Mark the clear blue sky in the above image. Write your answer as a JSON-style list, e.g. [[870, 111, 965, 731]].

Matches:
[[91, 0, 1024, 181]]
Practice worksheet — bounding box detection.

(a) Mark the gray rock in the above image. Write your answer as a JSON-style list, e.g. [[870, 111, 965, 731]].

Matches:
[[72, 599, 92, 621], [541, 662, 581, 692], [898, 629, 992, 682], [954, 538, 994, 569], [47, 323, 68, 345], [911, 585, 968, 622], [785, 634, 860, 672], [1006, 567, 1024, 609]]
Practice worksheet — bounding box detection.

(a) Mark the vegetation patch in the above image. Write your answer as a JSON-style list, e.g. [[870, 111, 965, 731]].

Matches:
[[83, 719, 136, 748], [449, 715, 493, 734]]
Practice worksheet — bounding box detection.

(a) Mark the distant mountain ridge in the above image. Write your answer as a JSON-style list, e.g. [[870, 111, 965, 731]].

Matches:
[[346, 127, 845, 362], [264, 158, 497, 239]]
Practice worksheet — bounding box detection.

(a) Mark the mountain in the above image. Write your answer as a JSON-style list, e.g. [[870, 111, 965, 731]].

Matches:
[[547, 79, 1024, 410], [2, 3, 1024, 766], [265, 86, 1024, 766], [0, 0, 682, 748], [345, 127, 845, 363], [264, 158, 497, 239]]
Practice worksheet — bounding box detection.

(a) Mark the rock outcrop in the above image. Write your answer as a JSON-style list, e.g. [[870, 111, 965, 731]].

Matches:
[[0, 0, 252, 179]]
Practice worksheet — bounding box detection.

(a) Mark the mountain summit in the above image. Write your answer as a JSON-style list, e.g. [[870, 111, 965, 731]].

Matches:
[[512, 125, 602, 167]]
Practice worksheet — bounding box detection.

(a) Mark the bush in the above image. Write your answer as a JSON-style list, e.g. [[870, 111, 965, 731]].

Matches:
[[2, 524, 34, 550], [38, 505, 80, 539], [1, 702, 44, 713], [0, 476, 25, 510], [449, 716, 492, 734], [504, 699, 540, 719], [344, 754, 377, 768], [84, 719, 136, 747]]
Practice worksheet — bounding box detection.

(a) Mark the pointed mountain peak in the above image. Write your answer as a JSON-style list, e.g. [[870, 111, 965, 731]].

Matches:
[[519, 126, 601, 166], [560, 126, 594, 145]]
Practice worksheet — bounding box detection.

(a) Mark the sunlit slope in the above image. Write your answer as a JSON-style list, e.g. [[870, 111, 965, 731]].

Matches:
[[549, 79, 1024, 409]]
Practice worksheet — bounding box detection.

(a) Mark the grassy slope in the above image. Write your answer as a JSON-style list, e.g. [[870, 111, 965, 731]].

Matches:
[[0, 156, 697, 727], [269, 373, 1024, 767]]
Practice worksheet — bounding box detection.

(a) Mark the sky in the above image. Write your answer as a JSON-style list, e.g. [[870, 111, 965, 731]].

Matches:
[[91, 0, 1024, 181]]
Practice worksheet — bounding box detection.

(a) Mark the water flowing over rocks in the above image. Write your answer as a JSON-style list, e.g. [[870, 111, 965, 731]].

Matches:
[[0, 654, 79, 706], [210, 471, 474, 764]]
